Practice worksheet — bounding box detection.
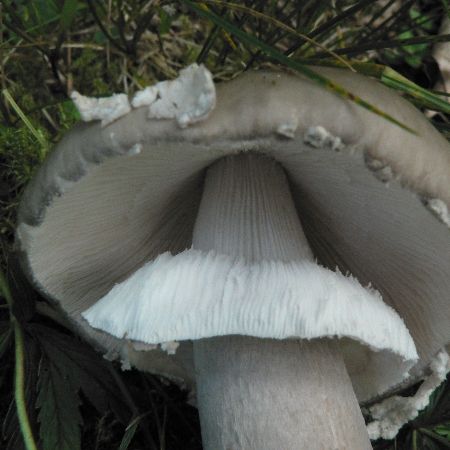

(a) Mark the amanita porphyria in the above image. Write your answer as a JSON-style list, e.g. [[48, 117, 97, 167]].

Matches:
[[17, 65, 450, 449]]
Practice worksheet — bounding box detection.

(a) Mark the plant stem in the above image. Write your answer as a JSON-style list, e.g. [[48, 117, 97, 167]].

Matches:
[[0, 271, 39, 450], [14, 322, 38, 450]]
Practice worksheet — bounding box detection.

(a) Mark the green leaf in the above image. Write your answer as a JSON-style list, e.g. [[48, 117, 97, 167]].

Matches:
[[36, 355, 82, 450], [93, 30, 108, 44], [28, 0, 59, 28], [60, 0, 79, 31], [31, 324, 128, 423], [33, 326, 105, 450], [32, 322, 134, 450], [158, 7, 172, 35], [118, 416, 142, 450], [434, 423, 450, 439], [419, 428, 450, 448]]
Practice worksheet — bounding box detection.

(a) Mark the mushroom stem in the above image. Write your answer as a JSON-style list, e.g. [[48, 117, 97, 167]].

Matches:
[[192, 153, 372, 450]]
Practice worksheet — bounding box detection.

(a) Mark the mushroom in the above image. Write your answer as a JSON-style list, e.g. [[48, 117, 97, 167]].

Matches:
[[432, 15, 450, 97], [16, 64, 450, 449]]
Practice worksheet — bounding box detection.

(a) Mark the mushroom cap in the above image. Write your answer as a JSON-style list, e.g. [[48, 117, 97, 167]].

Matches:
[[16, 66, 450, 403]]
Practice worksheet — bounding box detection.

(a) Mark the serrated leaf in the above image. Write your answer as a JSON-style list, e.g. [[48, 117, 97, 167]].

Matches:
[[31, 324, 129, 422], [36, 355, 82, 450], [32, 323, 134, 450]]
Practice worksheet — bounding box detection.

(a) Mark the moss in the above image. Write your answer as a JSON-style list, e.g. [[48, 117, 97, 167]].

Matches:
[[71, 48, 122, 95], [0, 124, 48, 242]]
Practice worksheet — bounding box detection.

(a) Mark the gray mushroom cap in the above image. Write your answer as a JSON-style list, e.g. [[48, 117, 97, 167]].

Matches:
[[16, 66, 450, 402]]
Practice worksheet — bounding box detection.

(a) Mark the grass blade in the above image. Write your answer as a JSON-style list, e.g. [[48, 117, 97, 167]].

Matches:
[[200, 0, 354, 70], [381, 67, 450, 113], [118, 414, 148, 450], [293, 59, 450, 113], [315, 33, 450, 58], [183, 0, 414, 133], [2, 89, 48, 156], [419, 428, 450, 448]]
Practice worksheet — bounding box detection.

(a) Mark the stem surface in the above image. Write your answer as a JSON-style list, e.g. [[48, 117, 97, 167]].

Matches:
[[192, 153, 372, 450]]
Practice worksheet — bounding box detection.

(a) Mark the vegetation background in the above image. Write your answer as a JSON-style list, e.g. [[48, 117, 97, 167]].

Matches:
[[1, 1, 450, 449]]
